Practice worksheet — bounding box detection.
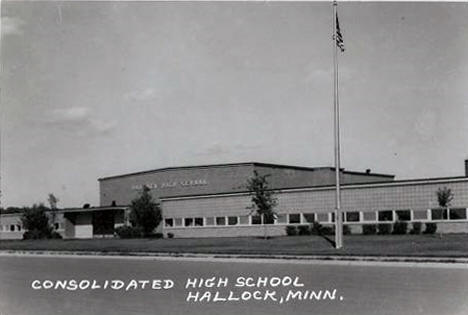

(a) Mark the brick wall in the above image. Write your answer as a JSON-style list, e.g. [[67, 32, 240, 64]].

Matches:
[[0, 213, 23, 239], [163, 178, 468, 217], [161, 178, 468, 237], [99, 163, 394, 206], [99, 164, 255, 206]]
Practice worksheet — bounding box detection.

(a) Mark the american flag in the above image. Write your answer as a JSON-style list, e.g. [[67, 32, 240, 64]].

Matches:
[[335, 12, 345, 52]]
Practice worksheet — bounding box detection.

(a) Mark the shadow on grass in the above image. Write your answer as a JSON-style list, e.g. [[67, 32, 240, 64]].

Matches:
[[320, 234, 336, 248]]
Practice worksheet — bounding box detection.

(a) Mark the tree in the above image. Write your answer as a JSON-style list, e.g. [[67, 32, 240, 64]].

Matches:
[[436, 187, 453, 238], [437, 187, 453, 209], [21, 204, 53, 239], [48, 193, 59, 209], [48, 193, 59, 229], [129, 185, 162, 237], [246, 170, 277, 239]]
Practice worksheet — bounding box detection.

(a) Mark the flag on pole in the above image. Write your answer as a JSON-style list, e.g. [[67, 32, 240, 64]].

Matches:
[[335, 12, 345, 52], [332, 1, 344, 249]]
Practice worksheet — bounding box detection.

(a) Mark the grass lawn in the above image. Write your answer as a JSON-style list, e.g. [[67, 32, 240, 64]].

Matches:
[[1, 234, 468, 257]]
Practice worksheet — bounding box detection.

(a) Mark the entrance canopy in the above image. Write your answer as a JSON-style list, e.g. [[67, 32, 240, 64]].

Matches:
[[59, 206, 128, 239]]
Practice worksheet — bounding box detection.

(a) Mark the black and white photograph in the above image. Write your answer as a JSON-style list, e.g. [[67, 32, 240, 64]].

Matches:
[[1, 0, 468, 314]]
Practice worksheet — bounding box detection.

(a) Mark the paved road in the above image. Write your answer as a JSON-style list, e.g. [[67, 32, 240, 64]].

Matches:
[[1, 255, 468, 315]]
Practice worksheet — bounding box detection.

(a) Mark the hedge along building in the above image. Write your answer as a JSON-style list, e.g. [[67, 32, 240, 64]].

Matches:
[[1, 161, 468, 239]]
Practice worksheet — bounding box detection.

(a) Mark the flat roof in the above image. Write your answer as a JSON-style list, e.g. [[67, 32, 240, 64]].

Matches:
[[160, 175, 468, 200], [0, 206, 128, 215], [98, 161, 394, 181], [58, 206, 128, 214]]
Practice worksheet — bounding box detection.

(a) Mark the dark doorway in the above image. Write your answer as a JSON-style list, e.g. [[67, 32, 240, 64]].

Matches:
[[92, 211, 115, 236]]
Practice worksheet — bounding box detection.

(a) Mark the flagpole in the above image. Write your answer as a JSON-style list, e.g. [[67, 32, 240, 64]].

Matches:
[[333, 0, 343, 249]]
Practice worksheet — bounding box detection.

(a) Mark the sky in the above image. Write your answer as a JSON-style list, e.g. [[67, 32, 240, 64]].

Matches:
[[1, 1, 468, 208]]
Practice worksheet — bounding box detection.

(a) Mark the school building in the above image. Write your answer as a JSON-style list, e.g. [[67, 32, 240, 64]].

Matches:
[[1, 161, 468, 239]]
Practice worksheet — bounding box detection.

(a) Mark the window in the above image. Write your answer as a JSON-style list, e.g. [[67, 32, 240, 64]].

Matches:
[[239, 216, 249, 225], [303, 213, 316, 223], [194, 218, 204, 226], [378, 211, 393, 222], [264, 214, 275, 225], [184, 218, 194, 227], [164, 218, 174, 227], [10, 225, 15, 232], [346, 212, 360, 222], [17, 225, 21, 231], [412, 210, 427, 221], [431, 209, 448, 220], [205, 217, 215, 226], [216, 217, 226, 226], [331, 213, 345, 223], [316, 213, 329, 222], [276, 214, 287, 224], [395, 210, 411, 221], [363, 212, 377, 221], [174, 218, 183, 227], [288, 213, 301, 224], [449, 208, 467, 220], [252, 215, 262, 225], [228, 216, 238, 225]]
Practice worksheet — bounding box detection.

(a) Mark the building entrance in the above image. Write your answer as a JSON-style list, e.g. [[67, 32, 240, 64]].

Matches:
[[92, 211, 115, 237]]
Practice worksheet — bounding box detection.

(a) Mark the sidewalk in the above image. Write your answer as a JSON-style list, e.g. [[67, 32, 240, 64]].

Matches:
[[2, 249, 468, 265]]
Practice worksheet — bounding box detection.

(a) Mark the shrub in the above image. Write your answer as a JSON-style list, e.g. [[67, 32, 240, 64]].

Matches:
[[167, 233, 174, 239], [50, 231, 63, 239], [23, 228, 62, 240], [310, 221, 338, 236], [148, 233, 163, 239], [310, 221, 322, 235], [23, 230, 48, 240], [424, 223, 437, 234], [343, 225, 351, 235], [115, 225, 142, 238], [377, 223, 392, 235], [21, 204, 53, 239], [410, 222, 422, 235], [285, 226, 297, 236], [297, 225, 310, 236], [362, 224, 377, 235], [392, 221, 407, 235], [320, 226, 334, 235]]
